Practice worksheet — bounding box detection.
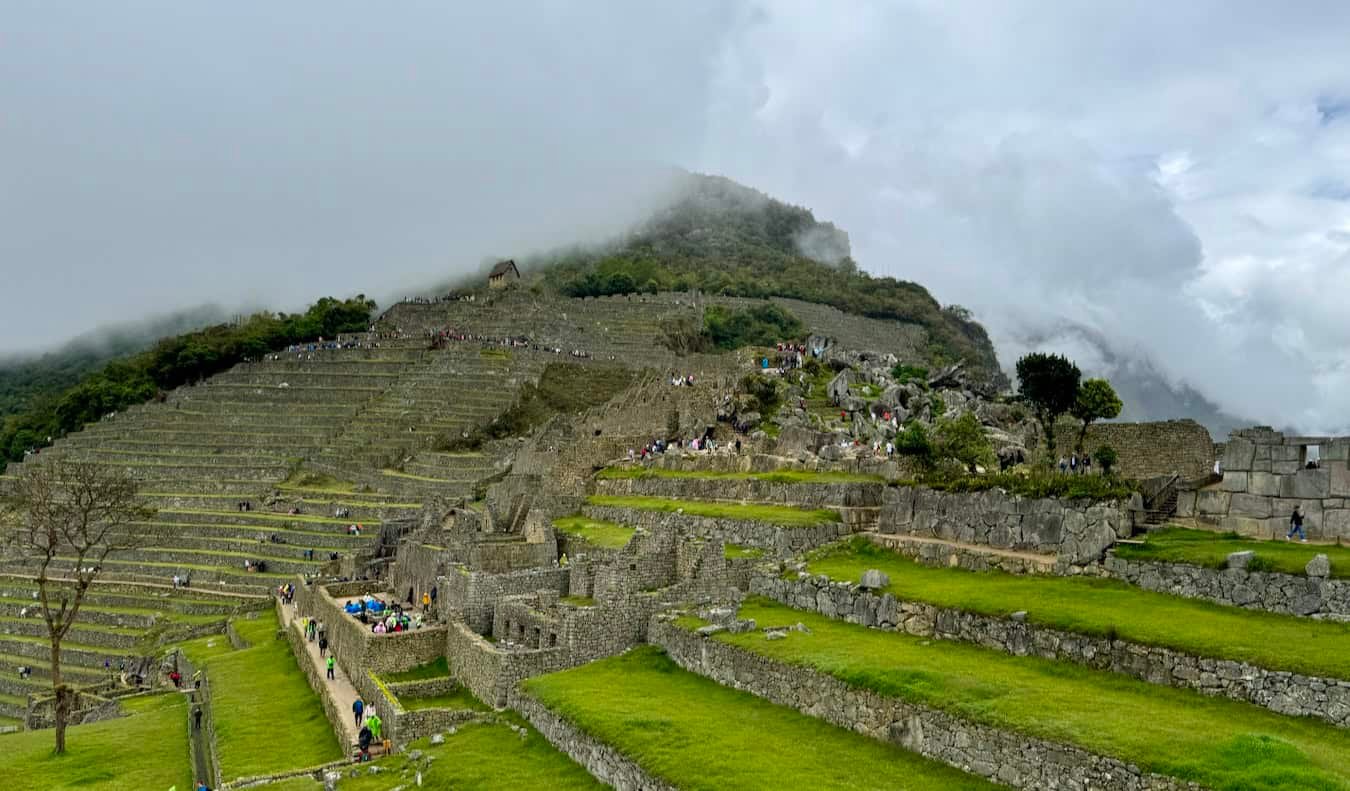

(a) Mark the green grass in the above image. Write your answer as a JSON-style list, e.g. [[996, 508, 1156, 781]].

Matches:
[[1116, 526, 1350, 578], [560, 595, 596, 607], [317, 721, 601, 790], [280, 470, 358, 493], [701, 599, 1350, 791], [905, 470, 1138, 502], [206, 609, 342, 781], [724, 543, 766, 560], [380, 656, 450, 683], [397, 687, 490, 712], [553, 514, 636, 549], [597, 466, 885, 484], [805, 538, 1350, 679], [587, 495, 840, 527], [524, 647, 994, 790], [0, 693, 192, 790]]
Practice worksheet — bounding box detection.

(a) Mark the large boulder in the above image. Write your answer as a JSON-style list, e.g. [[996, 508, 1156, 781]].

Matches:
[[860, 569, 891, 590], [827, 371, 851, 404], [1306, 554, 1331, 579], [1226, 550, 1255, 570]]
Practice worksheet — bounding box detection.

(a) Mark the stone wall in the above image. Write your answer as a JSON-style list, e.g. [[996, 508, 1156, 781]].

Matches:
[[444, 565, 569, 634], [444, 622, 572, 708], [1052, 418, 1215, 480], [593, 474, 884, 510], [584, 505, 852, 557], [753, 574, 1350, 727], [301, 582, 447, 678], [509, 687, 678, 791], [1100, 554, 1350, 618], [1193, 427, 1350, 540], [282, 614, 353, 754], [649, 619, 1197, 791], [880, 485, 1133, 566]]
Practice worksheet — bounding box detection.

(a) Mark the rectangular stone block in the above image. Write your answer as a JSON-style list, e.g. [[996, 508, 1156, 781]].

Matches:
[[1175, 490, 1196, 519], [1222, 438, 1256, 471], [1248, 457, 1272, 473], [1229, 493, 1272, 519], [1248, 472, 1281, 497], [1325, 439, 1350, 463], [1220, 472, 1249, 493], [1272, 461, 1300, 475], [1331, 467, 1350, 498], [1271, 444, 1300, 463], [1221, 515, 1269, 539], [1195, 490, 1231, 516], [1254, 443, 1272, 462], [1281, 470, 1329, 500], [1326, 509, 1350, 540]]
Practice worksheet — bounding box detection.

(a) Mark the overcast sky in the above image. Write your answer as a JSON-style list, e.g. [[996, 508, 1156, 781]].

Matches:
[[3, 2, 1349, 433]]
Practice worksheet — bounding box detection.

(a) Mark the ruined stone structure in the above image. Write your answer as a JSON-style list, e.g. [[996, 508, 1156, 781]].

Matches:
[[1053, 417, 1216, 481], [1182, 427, 1350, 540]]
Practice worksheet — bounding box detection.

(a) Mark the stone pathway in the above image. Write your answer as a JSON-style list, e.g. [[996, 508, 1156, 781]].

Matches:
[[278, 601, 363, 750]]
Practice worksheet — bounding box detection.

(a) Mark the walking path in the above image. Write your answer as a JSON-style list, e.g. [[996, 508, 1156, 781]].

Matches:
[[278, 601, 364, 750]]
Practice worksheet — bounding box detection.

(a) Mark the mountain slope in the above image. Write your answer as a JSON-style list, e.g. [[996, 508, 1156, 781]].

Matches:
[[523, 172, 1003, 383]]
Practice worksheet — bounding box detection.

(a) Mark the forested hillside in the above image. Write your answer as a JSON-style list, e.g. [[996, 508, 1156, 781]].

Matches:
[[0, 296, 376, 462], [526, 172, 1001, 379]]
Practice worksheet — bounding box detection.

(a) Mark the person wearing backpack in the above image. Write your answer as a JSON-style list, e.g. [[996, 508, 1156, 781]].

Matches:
[[352, 697, 364, 726], [358, 724, 372, 762]]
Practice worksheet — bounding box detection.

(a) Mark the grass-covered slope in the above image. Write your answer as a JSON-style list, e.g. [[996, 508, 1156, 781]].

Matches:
[[524, 646, 996, 790], [1, 693, 192, 791], [527, 172, 1001, 380], [1115, 526, 1350, 578]]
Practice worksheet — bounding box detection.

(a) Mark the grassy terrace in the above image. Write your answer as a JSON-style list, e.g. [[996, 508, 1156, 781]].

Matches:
[[253, 721, 603, 790], [524, 647, 994, 790], [597, 466, 885, 484], [398, 687, 490, 712], [1116, 526, 1350, 578], [587, 495, 840, 527], [692, 599, 1350, 791], [553, 514, 636, 549], [0, 693, 191, 790], [725, 543, 766, 560], [206, 609, 342, 781], [380, 656, 449, 683], [805, 538, 1350, 679]]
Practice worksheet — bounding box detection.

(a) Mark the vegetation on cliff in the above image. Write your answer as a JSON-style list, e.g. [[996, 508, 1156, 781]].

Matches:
[[1, 296, 376, 462]]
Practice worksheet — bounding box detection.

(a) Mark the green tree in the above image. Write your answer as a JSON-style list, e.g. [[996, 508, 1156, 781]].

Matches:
[[1015, 353, 1081, 462], [934, 411, 996, 474], [1071, 378, 1123, 452], [895, 421, 934, 465], [1093, 444, 1119, 475]]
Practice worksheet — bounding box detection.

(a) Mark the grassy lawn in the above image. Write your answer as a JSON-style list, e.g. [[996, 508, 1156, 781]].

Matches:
[[1116, 527, 1350, 578], [397, 687, 490, 712], [207, 608, 342, 781], [587, 495, 840, 527], [261, 721, 601, 790], [553, 514, 636, 549], [0, 693, 191, 790], [524, 647, 995, 790], [381, 656, 449, 683], [701, 599, 1350, 791], [561, 595, 596, 607], [598, 466, 885, 484], [805, 538, 1350, 679]]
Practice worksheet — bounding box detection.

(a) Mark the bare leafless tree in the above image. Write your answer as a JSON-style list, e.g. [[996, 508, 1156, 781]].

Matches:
[[0, 460, 157, 753]]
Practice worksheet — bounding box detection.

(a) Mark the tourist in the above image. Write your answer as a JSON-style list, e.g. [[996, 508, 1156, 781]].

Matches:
[[1082, 455, 1092, 475], [358, 724, 373, 762], [1069, 454, 1078, 474], [196, 779, 211, 791], [1286, 505, 1308, 542], [172, 574, 180, 589], [326, 655, 336, 680], [318, 635, 328, 657], [353, 697, 365, 726], [367, 710, 383, 742], [422, 590, 431, 610], [1058, 457, 1068, 474]]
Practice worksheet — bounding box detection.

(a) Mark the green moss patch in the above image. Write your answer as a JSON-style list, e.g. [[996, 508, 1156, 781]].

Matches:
[[553, 514, 636, 549], [587, 495, 839, 527]]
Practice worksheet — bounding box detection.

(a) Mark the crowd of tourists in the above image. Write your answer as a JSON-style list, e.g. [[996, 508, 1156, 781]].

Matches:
[[1057, 454, 1094, 475]]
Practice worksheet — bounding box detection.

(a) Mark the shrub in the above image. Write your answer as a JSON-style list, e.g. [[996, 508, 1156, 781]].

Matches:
[[1246, 556, 1277, 574], [703, 304, 804, 351], [933, 411, 996, 474], [895, 422, 934, 464], [913, 469, 1137, 502], [1094, 445, 1119, 475], [890, 364, 928, 387]]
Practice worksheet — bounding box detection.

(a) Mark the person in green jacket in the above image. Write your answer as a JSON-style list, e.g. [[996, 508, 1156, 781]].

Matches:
[[367, 711, 382, 741], [325, 655, 335, 681]]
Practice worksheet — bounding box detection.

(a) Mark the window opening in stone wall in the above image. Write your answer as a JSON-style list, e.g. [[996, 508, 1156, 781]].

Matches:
[[533, 627, 541, 647], [549, 632, 558, 648], [1302, 445, 1321, 469]]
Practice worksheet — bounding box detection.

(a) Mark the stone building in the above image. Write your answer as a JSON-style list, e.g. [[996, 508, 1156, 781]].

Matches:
[[1181, 427, 1350, 540], [487, 259, 520, 289]]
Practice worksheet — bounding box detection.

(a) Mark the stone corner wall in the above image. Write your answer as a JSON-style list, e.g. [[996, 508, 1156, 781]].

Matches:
[[1055, 418, 1215, 480], [881, 485, 1131, 565]]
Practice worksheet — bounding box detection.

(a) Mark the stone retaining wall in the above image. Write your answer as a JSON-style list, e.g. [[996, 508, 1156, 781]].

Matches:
[[445, 621, 571, 708], [880, 485, 1133, 565], [299, 582, 448, 677], [282, 614, 351, 757], [593, 474, 884, 509], [867, 533, 1055, 574], [508, 688, 677, 791], [1100, 554, 1350, 618], [649, 619, 1198, 791], [584, 504, 851, 557], [753, 574, 1350, 727]]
